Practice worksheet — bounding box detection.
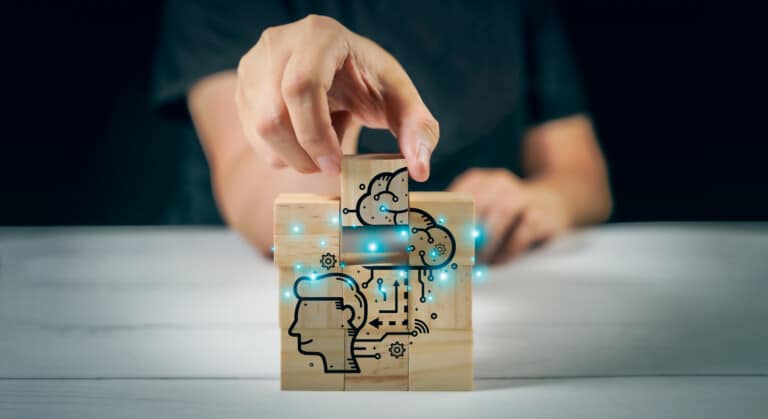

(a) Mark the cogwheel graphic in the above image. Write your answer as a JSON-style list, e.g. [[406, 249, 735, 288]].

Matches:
[[434, 243, 447, 256], [320, 252, 337, 270], [388, 341, 406, 359]]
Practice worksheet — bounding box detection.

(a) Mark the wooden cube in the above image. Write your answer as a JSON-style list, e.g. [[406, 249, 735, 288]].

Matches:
[[408, 265, 472, 331], [408, 329, 473, 391], [274, 194, 340, 271], [408, 192, 475, 267], [281, 328, 345, 390], [344, 331, 409, 390], [341, 154, 409, 227], [278, 267, 344, 329], [343, 265, 408, 332]]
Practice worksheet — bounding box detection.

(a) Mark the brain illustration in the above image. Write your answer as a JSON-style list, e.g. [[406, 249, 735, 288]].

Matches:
[[354, 167, 409, 225], [407, 208, 456, 268]]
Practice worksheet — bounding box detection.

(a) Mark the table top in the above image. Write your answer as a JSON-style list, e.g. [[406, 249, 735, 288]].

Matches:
[[1, 223, 767, 418]]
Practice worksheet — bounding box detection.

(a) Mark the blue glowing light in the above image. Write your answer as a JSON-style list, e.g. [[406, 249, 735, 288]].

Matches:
[[438, 217, 446, 225], [427, 295, 434, 302], [310, 272, 317, 280], [331, 216, 339, 225], [340, 261, 346, 268], [471, 256, 476, 264], [439, 272, 448, 281], [399, 270, 406, 278], [291, 224, 301, 234], [294, 263, 302, 271], [270, 245, 275, 253], [472, 228, 480, 238], [475, 269, 483, 278], [368, 242, 379, 252], [319, 239, 327, 248], [284, 291, 291, 298], [379, 204, 388, 212]]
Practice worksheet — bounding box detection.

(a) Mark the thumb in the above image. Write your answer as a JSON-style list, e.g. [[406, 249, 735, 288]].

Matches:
[[380, 70, 439, 182]]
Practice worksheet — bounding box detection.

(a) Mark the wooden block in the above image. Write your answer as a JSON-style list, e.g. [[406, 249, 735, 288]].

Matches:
[[278, 268, 344, 329], [343, 265, 408, 332], [344, 331, 409, 390], [340, 225, 410, 265], [341, 154, 409, 227], [408, 329, 473, 391], [408, 192, 475, 267], [274, 194, 340, 271], [281, 328, 345, 390], [408, 265, 472, 331]]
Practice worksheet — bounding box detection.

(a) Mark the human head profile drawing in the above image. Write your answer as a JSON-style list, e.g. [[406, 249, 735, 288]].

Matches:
[[287, 273, 367, 373]]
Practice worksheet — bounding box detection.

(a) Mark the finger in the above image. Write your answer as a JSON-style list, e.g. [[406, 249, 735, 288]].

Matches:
[[495, 212, 541, 263], [281, 39, 348, 176], [237, 43, 317, 173], [376, 54, 439, 182]]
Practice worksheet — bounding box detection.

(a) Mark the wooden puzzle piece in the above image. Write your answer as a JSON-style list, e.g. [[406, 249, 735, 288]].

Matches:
[[343, 265, 408, 332], [341, 154, 408, 227], [408, 329, 473, 391], [278, 267, 343, 329], [344, 331, 409, 390], [281, 328, 345, 390], [408, 192, 475, 267], [274, 194, 340, 271], [408, 265, 472, 331]]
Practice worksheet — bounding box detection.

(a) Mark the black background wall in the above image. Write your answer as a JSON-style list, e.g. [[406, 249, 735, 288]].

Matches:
[[2, 1, 766, 225]]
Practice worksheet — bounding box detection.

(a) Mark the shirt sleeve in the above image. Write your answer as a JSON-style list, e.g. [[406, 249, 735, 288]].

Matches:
[[523, 1, 589, 126], [151, 0, 292, 118]]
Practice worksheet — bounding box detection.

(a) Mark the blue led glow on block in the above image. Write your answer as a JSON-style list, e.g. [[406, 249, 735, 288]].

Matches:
[[472, 228, 480, 238], [270, 245, 275, 253], [294, 263, 302, 272], [439, 272, 448, 281], [291, 224, 301, 234], [331, 216, 339, 225], [399, 270, 406, 278], [438, 217, 446, 225], [309, 272, 317, 280], [283, 291, 291, 298], [427, 295, 434, 302], [367, 242, 379, 252], [319, 239, 327, 248], [379, 204, 388, 212]]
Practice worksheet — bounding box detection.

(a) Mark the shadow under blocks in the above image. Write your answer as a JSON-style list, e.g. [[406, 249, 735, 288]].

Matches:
[[275, 154, 475, 391]]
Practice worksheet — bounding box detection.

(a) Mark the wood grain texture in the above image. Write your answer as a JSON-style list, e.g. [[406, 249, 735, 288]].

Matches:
[[408, 265, 472, 331], [281, 328, 345, 390], [340, 154, 408, 227], [408, 192, 475, 266], [409, 330, 473, 391], [342, 265, 408, 331], [274, 194, 340, 271], [278, 267, 342, 329], [344, 332, 409, 391]]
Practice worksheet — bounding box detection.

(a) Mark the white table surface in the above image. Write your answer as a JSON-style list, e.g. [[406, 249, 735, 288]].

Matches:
[[1, 223, 767, 418]]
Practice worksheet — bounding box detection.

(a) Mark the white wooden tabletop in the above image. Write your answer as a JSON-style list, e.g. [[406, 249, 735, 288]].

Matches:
[[1, 224, 767, 418]]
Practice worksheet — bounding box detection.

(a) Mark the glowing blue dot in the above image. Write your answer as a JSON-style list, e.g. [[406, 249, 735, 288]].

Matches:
[[368, 242, 379, 252], [400, 230, 407, 237], [270, 245, 275, 253], [310, 272, 317, 280], [379, 204, 388, 212], [430, 251, 437, 258], [291, 224, 301, 233], [284, 291, 291, 298], [380, 286, 386, 292], [340, 261, 346, 268], [472, 229, 480, 238], [331, 216, 339, 225], [475, 269, 483, 278], [439, 272, 448, 281], [399, 270, 406, 278], [438, 217, 446, 225], [319, 239, 327, 247], [427, 295, 434, 302], [294, 263, 302, 271], [471, 256, 476, 264]]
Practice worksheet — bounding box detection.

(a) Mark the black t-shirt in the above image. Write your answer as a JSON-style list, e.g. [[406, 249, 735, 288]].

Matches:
[[152, 0, 587, 222]]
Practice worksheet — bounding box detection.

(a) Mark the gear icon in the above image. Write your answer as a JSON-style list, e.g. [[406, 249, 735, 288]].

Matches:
[[320, 252, 337, 270], [388, 341, 406, 359], [434, 243, 447, 256]]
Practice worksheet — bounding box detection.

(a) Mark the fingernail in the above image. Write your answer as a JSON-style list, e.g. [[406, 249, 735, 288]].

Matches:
[[417, 141, 431, 179], [316, 155, 340, 176]]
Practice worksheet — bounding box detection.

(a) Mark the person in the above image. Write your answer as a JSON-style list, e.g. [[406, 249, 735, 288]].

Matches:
[[152, 0, 612, 264]]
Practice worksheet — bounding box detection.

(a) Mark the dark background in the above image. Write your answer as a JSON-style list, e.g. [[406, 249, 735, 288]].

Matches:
[[3, 1, 766, 225]]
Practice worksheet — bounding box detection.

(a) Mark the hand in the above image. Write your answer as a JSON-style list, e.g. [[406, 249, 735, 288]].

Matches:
[[449, 168, 572, 264], [235, 14, 439, 181]]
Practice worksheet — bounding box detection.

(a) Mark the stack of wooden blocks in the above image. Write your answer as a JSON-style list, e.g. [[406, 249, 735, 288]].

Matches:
[[275, 154, 475, 391]]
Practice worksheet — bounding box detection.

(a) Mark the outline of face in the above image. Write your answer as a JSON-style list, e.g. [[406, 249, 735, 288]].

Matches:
[[288, 299, 342, 353]]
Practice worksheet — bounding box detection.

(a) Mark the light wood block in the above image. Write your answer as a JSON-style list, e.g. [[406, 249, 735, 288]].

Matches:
[[408, 192, 475, 267], [274, 194, 340, 271], [408, 329, 473, 391], [344, 331, 409, 390], [278, 268, 343, 329], [341, 154, 409, 227], [343, 265, 408, 332], [281, 328, 345, 390], [408, 265, 472, 331]]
